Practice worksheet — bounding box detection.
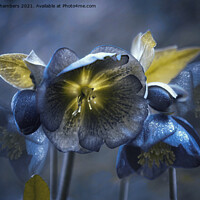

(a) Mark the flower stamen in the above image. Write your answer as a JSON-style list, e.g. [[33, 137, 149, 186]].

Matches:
[[137, 142, 175, 168], [72, 86, 96, 116]]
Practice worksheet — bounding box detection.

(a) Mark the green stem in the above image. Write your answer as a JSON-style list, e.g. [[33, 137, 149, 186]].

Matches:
[[169, 167, 178, 200], [119, 177, 130, 200], [50, 144, 58, 200], [56, 152, 75, 200]]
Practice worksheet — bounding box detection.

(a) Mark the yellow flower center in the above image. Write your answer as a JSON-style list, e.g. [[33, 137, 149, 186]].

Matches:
[[137, 142, 175, 167], [63, 67, 113, 116], [72, 86, 96, 116]]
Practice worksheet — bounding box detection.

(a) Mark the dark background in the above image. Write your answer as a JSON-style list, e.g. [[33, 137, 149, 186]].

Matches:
[[0, 0, 200, 199]]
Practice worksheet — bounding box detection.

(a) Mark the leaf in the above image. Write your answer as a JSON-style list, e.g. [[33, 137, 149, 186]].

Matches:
[[0, 53, 33, 89], [23, 175, 50, 200], [145, 46, 200, 83], [131, 31, 156, 72]]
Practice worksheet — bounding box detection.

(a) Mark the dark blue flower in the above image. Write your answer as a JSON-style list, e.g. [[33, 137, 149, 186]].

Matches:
[[116, 114, 200, 180], [10, 50, 46, 135], [34, 46, 148, 152], [0, 105, 49, 183]]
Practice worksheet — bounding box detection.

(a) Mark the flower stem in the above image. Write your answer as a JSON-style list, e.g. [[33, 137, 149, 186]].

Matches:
[[56, 152, 75, 200], [50, 144, 58, 200], [169, 167, 178, 200], [119, 177, 130, 200]]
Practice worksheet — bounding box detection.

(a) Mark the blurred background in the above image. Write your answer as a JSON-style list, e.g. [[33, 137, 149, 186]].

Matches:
[[0, 0, 200, 199]]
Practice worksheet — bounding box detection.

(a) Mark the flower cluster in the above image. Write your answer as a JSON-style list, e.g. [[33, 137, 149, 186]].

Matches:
[[0, 30, 200, 183], [117, 31, 200, 179]]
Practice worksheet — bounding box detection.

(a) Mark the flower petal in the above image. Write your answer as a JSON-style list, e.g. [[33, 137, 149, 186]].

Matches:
[[163, 116, 200, 167], [12, 90, 41, 135], [116, 143, 168, 179], [42, 110, 90, 153], [132, 114, 177, 151], [131, 31, 156, 72], [44, 47, 79, 80], [170, 62, 200, 134], [90, 45, 146, 96], [147, 82, 177, 112], [38, 53, 140, 132], [138, 162, 168, 180], [9, 128, 49, 183], [24, 50, 46, 87], [58, 52, 122, 75], [38, 75, 78, 132], [0, 106, 48, 182], [116, 145, 139, 178], [78, 75, 148, 150]]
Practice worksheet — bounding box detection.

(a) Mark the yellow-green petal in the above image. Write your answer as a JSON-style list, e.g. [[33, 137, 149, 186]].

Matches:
[[131, 31, 156, 72], [0, 53, 33, 89], [23, 175, 50, 200], [146, 47, 200, 83]]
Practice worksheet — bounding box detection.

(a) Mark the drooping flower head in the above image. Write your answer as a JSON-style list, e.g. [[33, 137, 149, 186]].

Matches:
[[116, 114, 200, 179], [0, 51, 49, 182], [116, 31, 200, 180], [0, 50, 46, 135], [0, 105, 48, 183], [36, 46, 148, 152]]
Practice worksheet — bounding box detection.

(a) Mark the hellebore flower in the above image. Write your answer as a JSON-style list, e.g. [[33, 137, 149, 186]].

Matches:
[[0, 50, 49, 182], [0, 105, 49, 183], [116, 114, 200, 179], [0, 50, 46, 135], [116, 31, 200, 180], [36, 46, 148, 152]]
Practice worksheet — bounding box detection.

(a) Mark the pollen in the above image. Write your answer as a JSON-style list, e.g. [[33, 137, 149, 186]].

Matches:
[[137, 142, 175, 168]]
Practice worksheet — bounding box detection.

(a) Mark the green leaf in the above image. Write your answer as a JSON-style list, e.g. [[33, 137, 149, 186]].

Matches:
[[23, 175, 50, 200], [145, 46, 200, 83], [0, 53, 34, 89]]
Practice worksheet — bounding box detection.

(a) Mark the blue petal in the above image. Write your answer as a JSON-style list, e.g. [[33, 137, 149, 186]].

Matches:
[[116, 143, 168, 180], [170, 62, 200, 135], [116, 145, 139, 178], [163, 116, 200, 167], [184, 62, 200, 88], [90, 45, 146, 96], [44, 47, 79, 80], [25, 127, 49, 174], [132, 114, 177, 151], [12, 90, 41, 135], [58, 52, 128, 76], [9, 127, 49, 183], [138, 162, 168, 180], [147, 85, 174, 112], [0, 105, 49, 182]]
